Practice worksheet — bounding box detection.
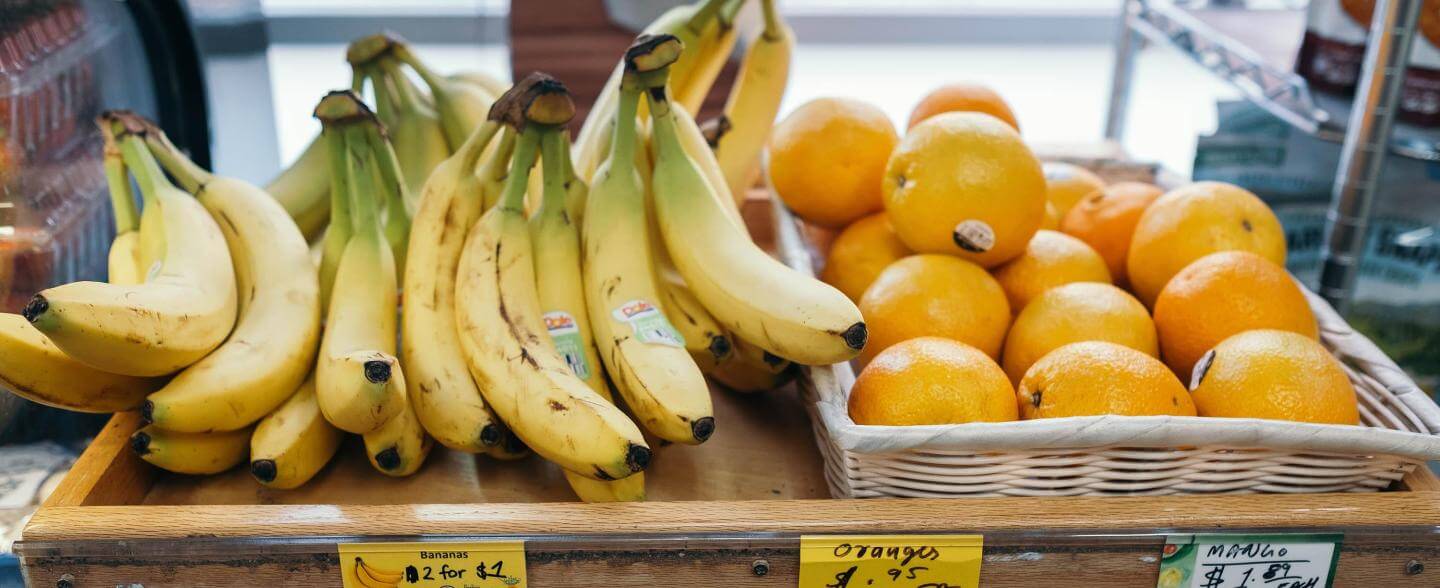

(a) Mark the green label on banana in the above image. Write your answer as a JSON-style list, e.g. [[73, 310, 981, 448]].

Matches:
[[339, 540, 526, 587], [611, 299, 686, 348], [543, 311, 592, 380]]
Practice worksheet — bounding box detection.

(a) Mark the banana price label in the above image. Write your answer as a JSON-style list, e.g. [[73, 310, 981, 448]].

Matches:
[[338, 541, 527, 588], [799, 535, 983, 588]]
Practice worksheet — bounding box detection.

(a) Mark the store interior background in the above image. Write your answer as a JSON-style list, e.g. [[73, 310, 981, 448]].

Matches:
[[251, 0, 1256, 181]]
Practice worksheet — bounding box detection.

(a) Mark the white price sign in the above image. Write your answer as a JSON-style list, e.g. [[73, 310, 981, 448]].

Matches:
[[1156, 534, 1341, 588]]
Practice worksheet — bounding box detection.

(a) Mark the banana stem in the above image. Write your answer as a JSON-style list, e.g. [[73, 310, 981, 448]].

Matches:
[[498, 126, 542, 213], [480, 126, 518, 183], [323, 126, 353, 237], [100, 129, 139, 234], [391, 43, 447, 97], [344, 125, 381, 235], [379, 57, 425, 114], [759, 0, 782, 40], [537, 126, 568, 220], [142, 129, 213, 194], [456, 120, 502, 173], [363, 123, 412, 223], [350, 63, 366, 94], [116, 133, 174, 205], [687, 0, 728, 33], [610, 73, 643, 169], [367, 63, 401, 127], [719, 0, 747, 28]]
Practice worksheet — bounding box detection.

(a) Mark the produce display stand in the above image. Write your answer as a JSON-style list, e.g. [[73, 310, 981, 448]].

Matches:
[[15, 196, 1440, 587]]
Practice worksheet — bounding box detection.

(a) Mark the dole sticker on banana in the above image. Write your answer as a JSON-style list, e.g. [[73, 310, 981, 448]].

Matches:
[[542, 311, 592, 380], [611, 299, 686, 348]]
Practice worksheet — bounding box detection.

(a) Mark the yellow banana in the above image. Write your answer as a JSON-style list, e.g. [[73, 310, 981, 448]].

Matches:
[[658, 276, 732, 372], [533, 126, 608, 399], [139, 121, 321, 433], [250, 375, 343, 489], [313, 94, 405, 435], [24, 114, 237, 377], [712, 0, 791, 205], [402, 120, 508, 453], [668, 102, 744, 227], [675, 0, 746, 115], [709, 334, 797, 392], [643, 50, 867, 366], [0, 313, 161, 412], [130, 424, 250, 475], [371, 56, 450, 211], [449, 70, 509, 98], [454, 78, 649, 481], [263, 72, 366, 242], [394, 40, 496, 152], [585, 42, 714, 445], [101, 126, 143, 286], [362, 370, 432, 477], [353, 557, 402, 588], [478, 126, 517, 211], [573, 0, 730, 183]]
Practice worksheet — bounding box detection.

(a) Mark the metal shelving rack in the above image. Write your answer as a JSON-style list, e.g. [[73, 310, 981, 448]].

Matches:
[[1105, 0, 1425, 311]]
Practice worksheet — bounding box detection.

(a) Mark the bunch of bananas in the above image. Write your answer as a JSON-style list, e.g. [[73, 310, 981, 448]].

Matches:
[[0, 0, 857, 500]]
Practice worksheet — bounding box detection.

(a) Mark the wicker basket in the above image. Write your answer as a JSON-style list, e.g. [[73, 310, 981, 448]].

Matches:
[[769, 181, 1440, 499]]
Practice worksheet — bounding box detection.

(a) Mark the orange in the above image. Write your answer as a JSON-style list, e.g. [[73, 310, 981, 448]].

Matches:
[[1042, 162, 1106, 218], [1189, 330, 1359, 425], [906, 82, 1020, 131], [1127, 181, 1286, 306], [1018, 341, 1195, 419], [858, 254, 1010, 364], [849, 337, 1017, 426], [1001, 282, 1157, 383], [1060, 181, 1165, 287], [768, 98, 899, 228], [1041, 201, 1061, 230], [820, 212, 912, 302], [882, 112, 1046, 268], [991, 230, 1112, 313], [1153, 251, 1318, 380]]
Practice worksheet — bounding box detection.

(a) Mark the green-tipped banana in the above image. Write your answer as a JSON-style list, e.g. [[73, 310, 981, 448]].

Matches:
[[402, 120, 508, 454], [314, 95, 405, 435], [0, 313, 161, 412], [131, 424, 251, 475], [101, 123, 143, 286], [454, 78, 649, 481], [264, 71, 366, 241], [139, 120, 321, 434], [24, 113, 237, 377], [360, 120, 413, 278], [363, 372, 433, 477], [643, 50, 866, 366], [250, 375, 343, 489], [371, 56, 450, 212], [712, 0, 791, 204], [585, 46, 714, 445], [532, 126, 608, 400], [394, 41, 496, 152]]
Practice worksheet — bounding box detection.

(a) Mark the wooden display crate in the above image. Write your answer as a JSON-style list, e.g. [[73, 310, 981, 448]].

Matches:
[[17, 196, 1440, 587]]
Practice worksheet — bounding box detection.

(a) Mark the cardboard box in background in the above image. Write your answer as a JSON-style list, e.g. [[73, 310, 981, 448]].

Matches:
[[1195, 101, 1440, 390]]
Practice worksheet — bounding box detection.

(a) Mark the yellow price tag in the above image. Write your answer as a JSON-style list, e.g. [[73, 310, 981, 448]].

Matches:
[[799, 535, 983, 588], [338, 540, 526, 588]]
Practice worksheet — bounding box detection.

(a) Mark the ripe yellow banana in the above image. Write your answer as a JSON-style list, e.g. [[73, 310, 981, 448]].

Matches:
[[0, 313, 161, 412], [449, 70, 509, 98], [477, 126, 517, 211], [455, 80, 649, 481], [533, 127, 608, 400], [394, 41, 496, 152], [712, 0, 792, 204], [709, 334, 797, 392], [101, 126, 143, 286], [24, 115, 237, 377], [675, 0, 746, 115], [585, 43, 714, 445], [371, 56, 450, 211], [363, 370, 432, 477], [402, 120, 508, 453], [130, 424, 250, 475], [314, 96, 405, 435], [353, 557, 403, 588], [643, 55, 867, 366], [573, 0, 730, 183], [250, 375, 342, 489], [659, 276, 733, 373], [139, 122, 321, 433], [668, 102, 744, 227]]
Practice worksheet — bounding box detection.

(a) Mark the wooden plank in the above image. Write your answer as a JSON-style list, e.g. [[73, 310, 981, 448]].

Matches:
[[24, 489, 1440, 542], [42, 411, 152, 507], [1401, 464, 1440, 492]]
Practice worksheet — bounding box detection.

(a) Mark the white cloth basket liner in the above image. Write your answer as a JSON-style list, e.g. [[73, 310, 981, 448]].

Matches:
[[768, 186, 1440, 498]]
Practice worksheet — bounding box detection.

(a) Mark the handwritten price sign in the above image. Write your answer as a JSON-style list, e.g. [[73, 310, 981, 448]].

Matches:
[[799, 535, 983, 588], [337, 540, 527, 588], [1157, 534, 1341, 588]]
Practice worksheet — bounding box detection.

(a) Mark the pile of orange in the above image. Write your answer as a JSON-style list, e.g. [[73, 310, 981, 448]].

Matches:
[[768, 84, 1360, 430]]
